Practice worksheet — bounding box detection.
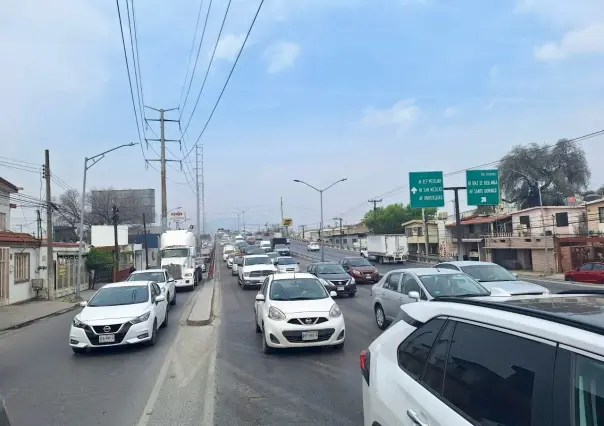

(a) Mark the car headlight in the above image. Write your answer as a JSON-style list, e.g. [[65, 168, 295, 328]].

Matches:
[[72, 315, 88, 329], [130, 311, 151, 324], [243, 272, 250, 277], [184, 273, 193, 277], [543, 288, 551, 294], [349, 277, 355, 284], [329, 303, 342, 318], [268, 306, 286, 321]]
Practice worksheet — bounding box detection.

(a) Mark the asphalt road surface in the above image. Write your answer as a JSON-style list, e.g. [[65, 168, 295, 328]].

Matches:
[[0, 286, 198, 426], [287, 240, 599, 293]]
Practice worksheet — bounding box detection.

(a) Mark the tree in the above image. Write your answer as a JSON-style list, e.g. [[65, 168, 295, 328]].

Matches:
[[473, 205, 497, 215], [499, 139, 590, 209], [362, 203, 437, 234]]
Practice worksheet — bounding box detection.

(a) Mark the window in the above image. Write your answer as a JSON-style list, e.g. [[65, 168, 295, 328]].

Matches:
[[519, 215, 531, 228], [573, 354, 604, 426], [416, 227, 424, 236], [151, 282, 161, 297], [580, 264, 594, 271], [14, 253, 30, 282], [593, 264, 604, 271], [405, 228, 413, 237], [0, 212, 5, 231], [442, 322, 555, 426], [384, 272, 401, 291], [435, 264, 459, 271], [600, 207, 604, 224], [468, 224, 475, 234], [402, 274, 423, 298], [422, 320, 455, 393], [260, 277, 270, 296], [397, 318, 446, 380], [555, 212, 569, 227]]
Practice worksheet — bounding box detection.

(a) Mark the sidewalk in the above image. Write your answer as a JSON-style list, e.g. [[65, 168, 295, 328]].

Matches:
[[516, 271, 566, 281], [0, 289, 97, 332]]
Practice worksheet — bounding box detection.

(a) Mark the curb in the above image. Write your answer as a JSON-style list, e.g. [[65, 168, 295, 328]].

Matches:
[[0, 303, 79, 333], [186, 278, 215, 326]]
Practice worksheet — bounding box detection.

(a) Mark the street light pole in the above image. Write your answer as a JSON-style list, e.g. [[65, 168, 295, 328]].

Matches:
[[74, 143, 136, 300], [293, 178, 347, 262]]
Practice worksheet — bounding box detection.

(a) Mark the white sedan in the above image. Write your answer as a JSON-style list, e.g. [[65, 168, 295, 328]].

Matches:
[[127, 269, 176, 306], [307, 242, 320, 252], [254, 272, 345, 353], [69, 281, 168, 354]]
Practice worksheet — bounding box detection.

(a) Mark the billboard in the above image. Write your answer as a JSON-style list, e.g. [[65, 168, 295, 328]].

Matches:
[[90, 188, 156, 224], [281, 218, 293, 226], [169, 211, 186, 221]]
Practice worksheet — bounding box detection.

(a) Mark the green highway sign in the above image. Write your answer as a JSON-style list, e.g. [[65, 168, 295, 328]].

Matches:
[[466, 169, 500, 206], [409, 171, 445, 208]]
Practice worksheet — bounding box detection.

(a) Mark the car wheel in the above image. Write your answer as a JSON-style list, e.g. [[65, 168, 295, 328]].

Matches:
[[242, 283, 248, 290], [349, 292, 356, 298], [170, 293, 176, 306], [161, 309, 169, 328], [146, 320, 158, 346], [333, 341, 344, 351], [375, 305, 388, 330], [72, 347, 87, 354], [262, 328, 274, 354]]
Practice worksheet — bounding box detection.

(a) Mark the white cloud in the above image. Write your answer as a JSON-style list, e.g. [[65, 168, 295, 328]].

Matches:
[[514, 0, 604, 28], [359, 100, 421, 130], [214, 34, 246, 61], [534, 24, 604, 61], [265, 42, 300, 73], [444, 107, 459, 118]]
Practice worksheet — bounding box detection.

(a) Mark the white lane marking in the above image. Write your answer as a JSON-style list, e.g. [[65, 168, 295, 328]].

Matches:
[[137, 344, 174, 426]]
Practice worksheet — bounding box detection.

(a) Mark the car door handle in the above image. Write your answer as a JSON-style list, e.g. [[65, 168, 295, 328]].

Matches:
[[407, 409, 428, 426]]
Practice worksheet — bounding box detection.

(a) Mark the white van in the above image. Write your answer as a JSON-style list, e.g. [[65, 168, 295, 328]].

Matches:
[[259, 240, 272, 252], [222, 244, 236, 262]]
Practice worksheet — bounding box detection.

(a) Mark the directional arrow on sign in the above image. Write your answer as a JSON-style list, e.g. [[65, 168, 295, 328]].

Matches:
[[481, 196, 487, 203], [411, 187, 418, 194]]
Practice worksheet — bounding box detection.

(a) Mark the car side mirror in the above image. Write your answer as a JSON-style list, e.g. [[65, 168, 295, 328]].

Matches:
[[255, 294, 265, 302], [408, 291, 420, 301], [155, 294, 166, 303], [329, 291, 338, 297], [512, 273, 518, 278], [168, 279, 175, 283], [79, 301, 88, 307], [297, 262, 300, 265]]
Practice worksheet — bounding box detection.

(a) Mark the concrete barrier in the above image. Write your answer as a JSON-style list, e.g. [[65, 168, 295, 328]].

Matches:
[[186, 279, 215, 326], [0, 397, 11, 426]]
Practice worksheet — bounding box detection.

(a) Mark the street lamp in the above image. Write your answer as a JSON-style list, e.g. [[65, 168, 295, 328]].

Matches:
[[293, 178, 347, 262], [74, 143, 137, 300]]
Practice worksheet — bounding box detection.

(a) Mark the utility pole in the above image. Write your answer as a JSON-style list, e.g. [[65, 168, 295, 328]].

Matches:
[[201, 144, 206, 235], [300, 225, 306, 241], [333, 217, 343, 247], [368, 199, 382, 231], [36, 210, 41, 240], [44, 150, 54, 300], [143, 212, 149, 269], [444, 186, 465, 261], [145, 106, 179, 232], [537, 183, 551, 274], [195, 145, 201, 244], [421, 208, 429, 255], [112, 205, 120, 282], [280, 197, 284, 235], [237, 213, 240, 232]]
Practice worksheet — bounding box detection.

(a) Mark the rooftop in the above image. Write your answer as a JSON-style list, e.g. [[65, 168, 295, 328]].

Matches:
[[0, 232, 40, 245], [0, 177, 19, 193]]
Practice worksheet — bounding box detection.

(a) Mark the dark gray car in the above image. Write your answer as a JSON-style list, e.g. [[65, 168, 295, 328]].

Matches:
[[307, 262, 356, 297]]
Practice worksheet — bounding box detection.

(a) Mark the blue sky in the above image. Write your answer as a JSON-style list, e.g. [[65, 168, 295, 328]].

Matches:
[[2, 0, 604, 234]]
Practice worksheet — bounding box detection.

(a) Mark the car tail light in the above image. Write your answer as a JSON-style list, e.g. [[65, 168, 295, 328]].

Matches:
[[360, 349, 370, 385]]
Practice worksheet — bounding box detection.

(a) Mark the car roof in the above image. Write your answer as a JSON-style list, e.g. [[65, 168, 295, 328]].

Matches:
[[277, 255, 294, 259], [385, 267, 466, 276], [400, 292, 604, 352], [271, 272, 315, 280], [131, 269, 165, 274], [102, 281, 151, 288], [310, 262, 339, 265], [437, 260, 498, 267], [244, 254, 270, 258], [342, 256, 365, 260]]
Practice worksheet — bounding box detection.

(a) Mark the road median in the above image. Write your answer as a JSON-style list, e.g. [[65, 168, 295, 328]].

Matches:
[[186, 279, 215, 326]]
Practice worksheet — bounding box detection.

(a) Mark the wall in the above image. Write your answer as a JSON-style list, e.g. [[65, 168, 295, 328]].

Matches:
[[586, 201, 604, 234], [91, 225, 129, 247], [511, 207, 584, 236], [531, 249, 557, 274], [0, 189, 10, 231], [9, 247, 40, 304]]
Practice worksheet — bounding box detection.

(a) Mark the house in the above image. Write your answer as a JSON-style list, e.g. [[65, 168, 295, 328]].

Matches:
[[322, 223, 369, 249], [585, 198, 604, 235], [0, 177, 43, 306], [401, 219, 439, 255]]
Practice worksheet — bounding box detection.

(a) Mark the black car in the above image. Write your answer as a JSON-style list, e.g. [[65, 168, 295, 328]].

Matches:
[[274, 244, 290, 256], [307, 262, 356, 297]]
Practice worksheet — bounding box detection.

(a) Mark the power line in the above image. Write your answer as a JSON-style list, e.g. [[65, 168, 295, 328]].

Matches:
[[336, 129, 604, 218], [182, 0, 266, 162], [129, 0, 147, 126]]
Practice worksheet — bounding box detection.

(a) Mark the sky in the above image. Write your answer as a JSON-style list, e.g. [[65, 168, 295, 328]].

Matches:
[[2, 0, 604, 234]]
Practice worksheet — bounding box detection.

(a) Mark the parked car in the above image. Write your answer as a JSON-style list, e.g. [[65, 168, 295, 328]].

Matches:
[[434, 260, 549, 295], [253, 273, 344, 353], [371, 268, 491, 330], [69, 281, 168, 354], [564, 262, 604, 283], [307, 262, 356, 297], [338, 256, 379, 283]]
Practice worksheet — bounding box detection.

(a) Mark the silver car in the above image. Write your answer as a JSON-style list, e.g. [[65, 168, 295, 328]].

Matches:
[[371, 268, 490, 330], [434, 261, 550, 295]]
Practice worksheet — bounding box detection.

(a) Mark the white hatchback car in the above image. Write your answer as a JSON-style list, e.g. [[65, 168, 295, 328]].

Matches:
[[307, 242, 320, 252], [254, 273, 345, 353], [127, 269, 176, 306], [69, 281, 168, 354]]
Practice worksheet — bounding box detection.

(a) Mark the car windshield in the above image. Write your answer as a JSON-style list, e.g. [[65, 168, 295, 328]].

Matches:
[[347, 258, 372, 267], [418, 274, 490, 297], [277, 257, 296, 265], [127, 272, 166, 283], [88, 286, 149, 307], [460, 264, 517, 282], [245, 256, 272, 266], [316, 264, 346, 274], [161, 248, 189, 258], [269, 278, 328, 301], [275, 244, 288, 250]]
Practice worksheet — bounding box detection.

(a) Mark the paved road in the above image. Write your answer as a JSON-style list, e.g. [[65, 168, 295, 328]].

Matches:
[[213, 256, 381, 426], [0, 286, 199, 426], [288, 240, 600, 293]]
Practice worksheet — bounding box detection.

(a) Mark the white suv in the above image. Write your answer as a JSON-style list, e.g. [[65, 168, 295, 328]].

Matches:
[[238, 255, 277, 290], [361, 290, 604, 426]]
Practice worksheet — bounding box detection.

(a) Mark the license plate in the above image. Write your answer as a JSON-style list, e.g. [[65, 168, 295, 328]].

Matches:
[[337, 286, 344, 291], [99, 334, 115, 343], [302, 331, 318, 341], [365, 274, 372, 279]]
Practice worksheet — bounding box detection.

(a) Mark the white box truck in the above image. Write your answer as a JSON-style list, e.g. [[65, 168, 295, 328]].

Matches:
[[160, 230, 201, 289], [366, 234, 409, 264]]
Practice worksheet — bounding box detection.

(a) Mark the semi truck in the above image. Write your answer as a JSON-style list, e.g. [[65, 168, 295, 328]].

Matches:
[[366, 234, 409, 264], [160, 230, 201, 289]]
